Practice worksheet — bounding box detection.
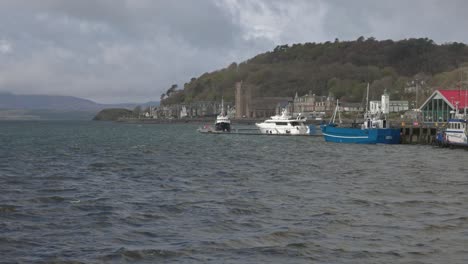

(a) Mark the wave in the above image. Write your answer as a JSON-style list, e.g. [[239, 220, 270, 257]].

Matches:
[[100, 247, 184, 262], [0, 204, 17, 213]]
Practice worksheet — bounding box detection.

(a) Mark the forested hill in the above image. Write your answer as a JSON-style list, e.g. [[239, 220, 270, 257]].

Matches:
[[161, 38, 468, 105]]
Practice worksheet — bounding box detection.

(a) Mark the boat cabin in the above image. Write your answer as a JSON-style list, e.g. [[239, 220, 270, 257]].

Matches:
[[447, 119, 467, 131]]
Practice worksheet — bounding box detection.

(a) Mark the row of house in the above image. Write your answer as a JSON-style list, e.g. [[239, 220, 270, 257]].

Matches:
[[145, 101, 234, 119], [144, 82, 421, 120]]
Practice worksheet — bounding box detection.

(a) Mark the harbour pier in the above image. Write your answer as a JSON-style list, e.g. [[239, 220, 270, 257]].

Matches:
[[397, 121, 445, 145]]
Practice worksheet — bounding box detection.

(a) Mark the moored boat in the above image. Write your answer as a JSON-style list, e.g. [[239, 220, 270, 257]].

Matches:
[[255, 109, 308, 135], [197, 98, 231, 133], [435, 104, 468, 148], [321, 118, 401, 144], [320, 85, 400, 144]]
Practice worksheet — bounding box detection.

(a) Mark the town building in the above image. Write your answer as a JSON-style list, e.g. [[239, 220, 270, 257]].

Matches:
[[419, 89, 468, 122], [292, 91, 315, 116], [369, 90, 409, 114], [147, 100, 233, 119], [340, 102, 363, 112], [291, 92, 336, 117]]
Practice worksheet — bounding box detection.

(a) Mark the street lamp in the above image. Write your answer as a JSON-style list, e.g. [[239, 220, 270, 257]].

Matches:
[[412, 79, 425, 110]]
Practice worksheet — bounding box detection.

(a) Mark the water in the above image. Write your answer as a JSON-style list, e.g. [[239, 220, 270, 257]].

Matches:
[[1, 121, 467, 263]]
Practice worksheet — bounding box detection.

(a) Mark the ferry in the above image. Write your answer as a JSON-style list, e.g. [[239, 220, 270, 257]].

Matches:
[[255, 109, 308, 135]]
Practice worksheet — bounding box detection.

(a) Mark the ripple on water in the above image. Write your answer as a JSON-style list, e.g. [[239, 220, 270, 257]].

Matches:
[[1, 122, 468, 263], [99, 247, 185, 262]]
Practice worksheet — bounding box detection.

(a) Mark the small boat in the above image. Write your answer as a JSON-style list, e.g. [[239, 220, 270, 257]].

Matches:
[[198, 98, 231, 133], [320, 85, 400, 144], [255, 108, 308, 135], [435, 104, 468, 148]]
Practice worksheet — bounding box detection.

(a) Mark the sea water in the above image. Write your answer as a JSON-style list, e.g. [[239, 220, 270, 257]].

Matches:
[[1, 121, 467, 263]]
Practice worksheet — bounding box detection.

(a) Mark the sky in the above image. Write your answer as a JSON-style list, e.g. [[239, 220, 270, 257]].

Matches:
[[1, 0, 468, 103]]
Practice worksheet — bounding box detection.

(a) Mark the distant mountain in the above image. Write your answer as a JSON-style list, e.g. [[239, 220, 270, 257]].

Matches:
[[0, 92, 159, 110], [0, 93, 159, 120]]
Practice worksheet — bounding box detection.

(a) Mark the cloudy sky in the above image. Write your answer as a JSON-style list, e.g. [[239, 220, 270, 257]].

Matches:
[[0, 0, 467, 103]]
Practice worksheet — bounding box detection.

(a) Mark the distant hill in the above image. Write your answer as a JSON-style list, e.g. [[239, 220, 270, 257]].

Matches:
[[0, 92, 141, 111], [161, 37, 468, 105], [93, 108, 134, 121], [0, 93, 159, 120]]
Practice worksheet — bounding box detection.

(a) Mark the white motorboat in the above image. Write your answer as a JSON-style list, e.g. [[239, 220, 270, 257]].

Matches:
[[255, 109, 308, 135]]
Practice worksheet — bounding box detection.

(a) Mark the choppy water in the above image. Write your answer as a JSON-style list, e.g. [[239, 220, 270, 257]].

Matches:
[[1, 121, 467, 264]]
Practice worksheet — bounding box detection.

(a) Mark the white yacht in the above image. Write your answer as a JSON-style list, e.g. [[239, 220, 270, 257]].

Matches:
[[256, 109, 308, 135]]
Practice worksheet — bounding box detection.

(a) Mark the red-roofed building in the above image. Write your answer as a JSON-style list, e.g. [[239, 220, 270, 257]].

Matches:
[[420, 90, 468, 122]]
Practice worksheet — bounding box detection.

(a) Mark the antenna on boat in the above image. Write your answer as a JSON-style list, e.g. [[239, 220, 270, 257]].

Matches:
[[365, 82, 369, 115], [464, 70, 467, 119], [221, 97, 225, 116]]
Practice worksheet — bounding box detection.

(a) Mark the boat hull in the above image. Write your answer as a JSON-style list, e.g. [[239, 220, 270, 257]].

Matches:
[[320, 125, 401, 144], [256, 123, 308, 135], [215, 122, 231, 132], [435, 130, 468, 148]]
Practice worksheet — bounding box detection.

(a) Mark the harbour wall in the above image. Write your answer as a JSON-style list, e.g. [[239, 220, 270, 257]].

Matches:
[[116, 117, 441, 145], [398, 122, 440, 145]]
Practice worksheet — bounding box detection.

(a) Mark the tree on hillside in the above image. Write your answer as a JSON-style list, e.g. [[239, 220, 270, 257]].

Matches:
[[161, 38, 468, 105], [133, 106, 142, 118], [166, 84, 178, 97]]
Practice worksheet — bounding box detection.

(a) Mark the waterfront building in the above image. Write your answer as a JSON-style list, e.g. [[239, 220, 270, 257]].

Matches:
[[369, 90, 409, 115], [150, 100, 233, 119], [314, 96, 335, 114], [420, 89, 468, 122], [292, 91, 315, 116], [340, 102, 363, 112]]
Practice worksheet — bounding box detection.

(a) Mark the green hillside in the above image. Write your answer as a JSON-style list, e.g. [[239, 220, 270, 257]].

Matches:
[[161, 37, 468, 105], [93, 108, 133, 121]]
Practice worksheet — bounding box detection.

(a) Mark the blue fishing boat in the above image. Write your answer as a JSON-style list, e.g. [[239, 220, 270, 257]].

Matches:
[[320, 85, 401, 144], [321, 122, 401, 144]]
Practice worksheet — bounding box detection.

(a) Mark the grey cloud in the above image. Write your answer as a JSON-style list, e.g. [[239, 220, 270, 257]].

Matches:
[[320, 0, 468, 43], [1, 0, 468, 103]]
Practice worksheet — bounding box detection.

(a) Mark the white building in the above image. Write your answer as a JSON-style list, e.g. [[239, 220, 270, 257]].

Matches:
[[369, 90, 408, 114], [180, 106, 188, 118]]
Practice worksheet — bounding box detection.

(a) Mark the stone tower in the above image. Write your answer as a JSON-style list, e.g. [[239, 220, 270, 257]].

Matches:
[[235, 81, 243, 118], [235, 81, 251, 118]]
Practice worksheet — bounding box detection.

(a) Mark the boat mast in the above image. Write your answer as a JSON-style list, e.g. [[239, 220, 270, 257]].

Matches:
[[365, 83, 369, 115], [464, 70, 467, 119], [330, 99, 339, 124], [221, 97, 224, 116]]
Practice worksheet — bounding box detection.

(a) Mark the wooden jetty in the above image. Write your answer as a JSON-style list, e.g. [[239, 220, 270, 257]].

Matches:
[[398, 121, 439, 145], [199, 122, 443, 145]]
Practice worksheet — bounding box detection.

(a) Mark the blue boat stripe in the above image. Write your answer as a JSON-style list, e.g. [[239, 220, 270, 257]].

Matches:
[[322, 133, 369, 139]]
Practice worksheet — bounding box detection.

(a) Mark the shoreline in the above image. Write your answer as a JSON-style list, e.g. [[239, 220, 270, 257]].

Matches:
[[116, 117, 328, 125]]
